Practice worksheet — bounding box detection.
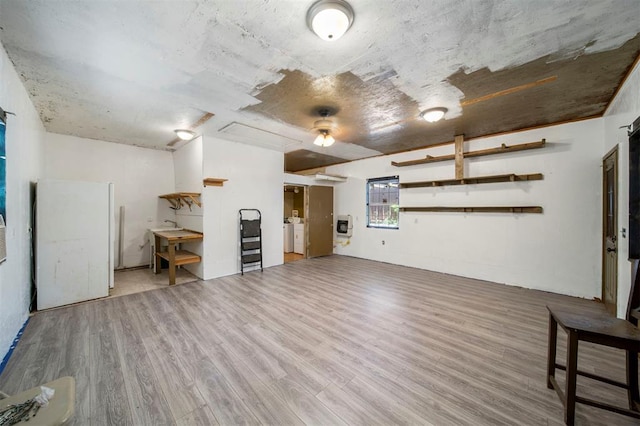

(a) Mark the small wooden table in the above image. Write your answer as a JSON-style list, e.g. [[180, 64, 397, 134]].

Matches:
[[153, 229, 203, 285]]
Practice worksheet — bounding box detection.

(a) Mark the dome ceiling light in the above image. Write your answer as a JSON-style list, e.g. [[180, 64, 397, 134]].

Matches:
[[420, 107, 448, 123], [307, 0, 354, 41], [174, 129, 196, 141], [313, 108, 337, 147]]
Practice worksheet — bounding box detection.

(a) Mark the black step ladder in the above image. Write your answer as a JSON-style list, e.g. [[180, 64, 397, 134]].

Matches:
[[239, 209, 263, 275]]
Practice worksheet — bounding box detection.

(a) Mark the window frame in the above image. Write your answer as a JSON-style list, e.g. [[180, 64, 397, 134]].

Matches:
[[366, 175, 399, 229]]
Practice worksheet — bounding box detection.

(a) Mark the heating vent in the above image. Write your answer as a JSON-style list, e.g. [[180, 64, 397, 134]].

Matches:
[[218, 122, 301, 151]]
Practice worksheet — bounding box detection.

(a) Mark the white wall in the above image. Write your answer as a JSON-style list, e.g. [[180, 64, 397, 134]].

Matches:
[[172, 136, 204, 277], [202, 137, 283, 279], [604, 59, 640, 316], [43, 133, 175, 268], [0, 44, 45, 360], [327, 119, 604, 299]]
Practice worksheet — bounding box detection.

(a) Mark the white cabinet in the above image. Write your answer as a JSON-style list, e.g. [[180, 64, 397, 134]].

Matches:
[[293, 223, 305, 254]]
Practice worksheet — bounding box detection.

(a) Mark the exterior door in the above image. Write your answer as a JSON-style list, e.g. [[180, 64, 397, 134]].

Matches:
[[307, 185, 334, 258], [602, 147, 618, 315]]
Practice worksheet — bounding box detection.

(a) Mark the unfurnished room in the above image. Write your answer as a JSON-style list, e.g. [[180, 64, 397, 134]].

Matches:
[[0, 1, 640, 425]]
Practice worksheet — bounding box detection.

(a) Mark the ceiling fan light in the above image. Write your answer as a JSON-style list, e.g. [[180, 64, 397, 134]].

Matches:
[[174, 129, 196, 140], [307, 0, 354, 41], [420, 107, 448, 123], [313, 131, 335, 147], [323, 134, 335, 146]]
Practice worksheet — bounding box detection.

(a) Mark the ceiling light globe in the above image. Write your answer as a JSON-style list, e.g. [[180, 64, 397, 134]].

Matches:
[[174, 129, 196, 140], [307, 0, 354, 41], [314, 134, 326, 146], [312, 8, 349, 41], [323, 134, 335, 146], [420, 107, 448, 123]]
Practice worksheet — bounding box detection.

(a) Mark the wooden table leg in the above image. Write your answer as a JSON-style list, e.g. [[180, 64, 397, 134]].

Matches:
[[154, 235, 161, 274], [168, 242, 176, 285], [547, 312, 558, 389], [565, 330, 579, 426]]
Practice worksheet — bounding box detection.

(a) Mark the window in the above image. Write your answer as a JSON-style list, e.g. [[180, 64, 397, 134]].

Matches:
[[367, 176, 399, 228]]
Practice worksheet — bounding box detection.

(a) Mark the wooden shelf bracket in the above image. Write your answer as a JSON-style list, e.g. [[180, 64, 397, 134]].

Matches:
[[159, 192, 202, 210]]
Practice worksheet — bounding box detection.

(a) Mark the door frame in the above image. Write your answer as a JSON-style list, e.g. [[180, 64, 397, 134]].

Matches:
[[602, 146, 618, 315], [283, 184, 307, 259]]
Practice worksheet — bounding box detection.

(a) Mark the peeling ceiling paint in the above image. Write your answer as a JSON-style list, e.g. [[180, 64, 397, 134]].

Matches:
[[0, 0, 638, 172]]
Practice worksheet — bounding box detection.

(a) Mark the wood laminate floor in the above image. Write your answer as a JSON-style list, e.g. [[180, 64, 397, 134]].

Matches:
[[1, 255, 637, 425], [109, 268, 199, 299], [284, 252, 305, 263]]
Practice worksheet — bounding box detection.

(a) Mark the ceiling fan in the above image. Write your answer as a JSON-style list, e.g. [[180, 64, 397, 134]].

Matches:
[[312, 108, 338, 147]]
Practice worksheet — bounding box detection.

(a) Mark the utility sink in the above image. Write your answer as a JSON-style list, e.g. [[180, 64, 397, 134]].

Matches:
[[154, 229, 202, 239], [148, 227, 183, 232], [148, 227, 183, 269]]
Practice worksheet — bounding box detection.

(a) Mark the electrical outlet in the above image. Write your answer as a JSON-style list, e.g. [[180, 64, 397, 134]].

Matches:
[[382, 240, 385, 245]]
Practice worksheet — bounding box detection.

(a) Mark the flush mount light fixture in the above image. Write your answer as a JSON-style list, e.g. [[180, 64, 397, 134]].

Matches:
[[174, 129, 196, 141], [307, 0, 354, 41], [420, 107, 448, 123]]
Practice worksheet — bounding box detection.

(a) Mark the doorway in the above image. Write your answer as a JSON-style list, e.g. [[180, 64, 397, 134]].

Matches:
[[284, 185, 306, 263], [602, 146, 618, 315], [283, 184, 335, 262]]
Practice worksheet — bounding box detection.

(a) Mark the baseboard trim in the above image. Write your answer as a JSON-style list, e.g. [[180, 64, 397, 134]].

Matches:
[[0, 318, 29, 377]]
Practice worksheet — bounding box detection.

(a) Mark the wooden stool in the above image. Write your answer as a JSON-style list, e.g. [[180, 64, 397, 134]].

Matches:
[[546, 260, 640, 424]]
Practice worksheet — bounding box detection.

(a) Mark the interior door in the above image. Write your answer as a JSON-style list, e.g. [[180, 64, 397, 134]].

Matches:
[[37, 180, 111, 309], [307, 185, 334, 258], [602, 147, 618, 315]]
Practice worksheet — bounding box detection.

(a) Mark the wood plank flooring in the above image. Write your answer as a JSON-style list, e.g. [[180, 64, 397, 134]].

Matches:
[[1, 255, 638, 425]]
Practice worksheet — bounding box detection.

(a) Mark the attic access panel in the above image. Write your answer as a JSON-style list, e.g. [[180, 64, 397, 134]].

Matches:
[[285, 149, 348, 172]]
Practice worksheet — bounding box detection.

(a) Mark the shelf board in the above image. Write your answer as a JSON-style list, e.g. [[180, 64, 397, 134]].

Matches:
[[159, 192, 201, 208], [203, 178, 228, 187], [399, 206, 543, 214], [155, 250, 201, 266], [400, 173, 543, 188], [392, 139, 546, 167]]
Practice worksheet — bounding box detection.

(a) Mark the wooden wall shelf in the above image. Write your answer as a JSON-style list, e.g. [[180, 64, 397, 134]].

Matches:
[[392, 139, 546, 167], [399, 206, 543, 214], [159, 192, 201, 209], [203, 178, 228, 187], [400, 173, 543, 188]]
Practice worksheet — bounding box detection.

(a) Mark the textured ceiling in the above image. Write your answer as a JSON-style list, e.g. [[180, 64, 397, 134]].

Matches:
[[0, 0, 638, 172]]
